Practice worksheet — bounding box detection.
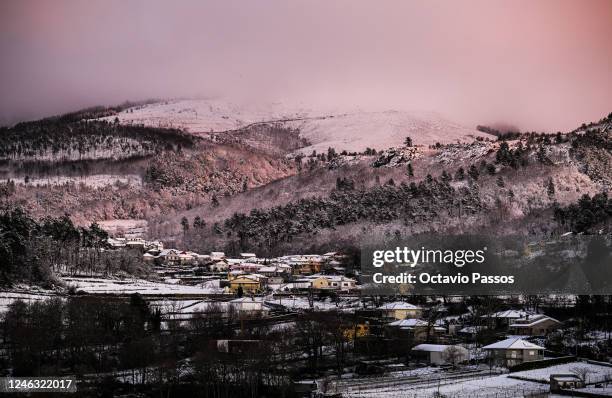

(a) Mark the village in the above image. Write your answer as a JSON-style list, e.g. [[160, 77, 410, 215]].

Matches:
[[73, 236, 612, 397]]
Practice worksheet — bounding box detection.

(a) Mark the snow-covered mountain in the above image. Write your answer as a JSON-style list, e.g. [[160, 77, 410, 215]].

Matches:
[[100, 99, 493, 153]]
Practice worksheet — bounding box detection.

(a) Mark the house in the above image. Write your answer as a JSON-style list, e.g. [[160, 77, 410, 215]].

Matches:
[[282, 255, 325, 275], [410, 344, 469, 365], [481, 309, 533, 330], [107, 237, 127, 248], [178, 251, 198, 265], [125, 238, 146, 250], [229, 297, 269, 314], [509, 314, 561, 336], [230, 263, 262, 273], [240, 253, 256, 259], [457, 325, 487, 338], [159, 249, 181, 265], [143, 252, 156, 262], [379, 301, 422, 320], [310, 276, 331, 290], [305, 275, 356, 291], [291, 278, 313, 290], [386, 319, 446, 342], [229, 274, 267, 294], [550, 374, 585, 392], [482, 338, 544, 367], [258, 266, 286, 284], [144, 240, 164, 251], [210, 251, 226, 261], [327, 276, 357, 291], [209, 260, 229, 272]]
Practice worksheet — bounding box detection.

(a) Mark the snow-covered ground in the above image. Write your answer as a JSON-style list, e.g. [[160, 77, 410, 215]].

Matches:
[[330, 361, 612, 397], [264, 295, 361, 311], [100, 99, 492, 153], [96, 219, 147, 237], [8, 174, 142, 188], [335, 368, 547, 398], [63, 276, 225, 295], [0, 290, 59, 313], [511, 361, 612, 384]]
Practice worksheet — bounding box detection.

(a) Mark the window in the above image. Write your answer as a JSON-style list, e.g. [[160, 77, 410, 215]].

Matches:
[[529, 350, 535, 355]]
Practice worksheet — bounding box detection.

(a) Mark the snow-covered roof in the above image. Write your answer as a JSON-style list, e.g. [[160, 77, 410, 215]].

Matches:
[[482, 338, 544, 350], [389, 319, 426, 327], [458, 326, 486, 334], [412, 344, 464, 353], [509, 315, 561, 328], [481, 310, 532, 319], [388, 319, 444, 331], [379, 301, 420, 310]]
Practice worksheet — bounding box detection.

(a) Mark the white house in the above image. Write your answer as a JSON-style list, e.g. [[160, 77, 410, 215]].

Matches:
[[210, 252, 226, 261], [379, 301, 422, 320], [229, 297, 270, 314], [483, 338, 544, 367], [411, 344, 469, 365]]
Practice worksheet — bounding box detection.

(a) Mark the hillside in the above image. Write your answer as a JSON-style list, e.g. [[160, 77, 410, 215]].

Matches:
[[1, 103, 609, 248], [99, 99, 493, 153], [157, 117, 611, 255], [0, 107, 299, 224]]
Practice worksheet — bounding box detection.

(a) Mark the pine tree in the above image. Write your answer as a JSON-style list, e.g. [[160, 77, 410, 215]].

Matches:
[[211, 194, 220, 208], [407, 163, 414, 177], [547, 178, 555, 198], [468, 165, 479, 180], [455, 167, 465, 180], [486, 163, 496, 175], [404, 136, 413, 147], [180, 217, 189, 237], [537, 145, 547, 164]]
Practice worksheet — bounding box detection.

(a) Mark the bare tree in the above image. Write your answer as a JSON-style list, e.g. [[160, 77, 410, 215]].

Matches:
[[571, 366, 592, 383], [442, 346, 464, 368]]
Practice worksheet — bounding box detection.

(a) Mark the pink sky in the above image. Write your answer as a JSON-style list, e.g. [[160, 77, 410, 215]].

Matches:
[[1, 0, 611, 131]]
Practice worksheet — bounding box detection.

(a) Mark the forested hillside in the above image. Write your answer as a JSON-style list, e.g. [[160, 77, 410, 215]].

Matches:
[[169, 115, 611, 255], [0, 106, 299, 223]]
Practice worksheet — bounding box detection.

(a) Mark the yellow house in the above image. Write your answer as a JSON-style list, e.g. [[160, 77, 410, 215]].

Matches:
[[379, 301, 422, 320], [229, 274, 266, 294], [311, 276, 330, 289]]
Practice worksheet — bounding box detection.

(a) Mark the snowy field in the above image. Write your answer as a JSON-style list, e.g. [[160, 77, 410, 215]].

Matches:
[[0, 290, 59, 313], [511, 361, 612, 384], [335, 368, 548, 398], [100, 99, 491, 153], [332, 361, 612, 397], [63, 277, 225, 295]]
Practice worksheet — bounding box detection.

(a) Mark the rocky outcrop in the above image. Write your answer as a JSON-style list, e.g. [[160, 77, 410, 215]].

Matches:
[[372, 147, 421, 168]]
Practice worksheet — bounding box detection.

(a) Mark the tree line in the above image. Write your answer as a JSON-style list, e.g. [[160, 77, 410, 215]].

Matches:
[[221, 177, 482, 253], [0, 207, 142, 286]]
